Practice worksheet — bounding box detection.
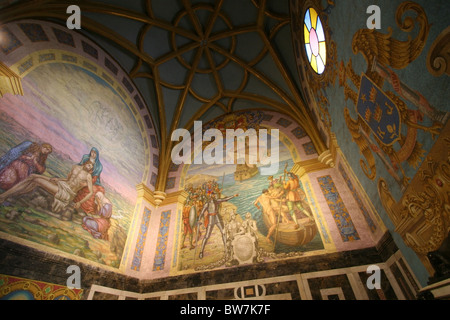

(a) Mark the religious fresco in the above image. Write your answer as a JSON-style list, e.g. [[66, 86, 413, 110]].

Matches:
[[0, 62, 146, 268], [175, 113, 325, 273]]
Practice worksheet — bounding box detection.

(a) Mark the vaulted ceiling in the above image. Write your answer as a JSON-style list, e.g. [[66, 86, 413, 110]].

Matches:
[[0, 0, 327, 191]]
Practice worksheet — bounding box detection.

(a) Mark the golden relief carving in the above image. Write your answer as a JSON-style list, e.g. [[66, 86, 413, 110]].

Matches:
[[343, 107, 377, 180], [426, 26, 450, 77], [339, 2, 448, 190], [378, 121, 450, 275], [341, 1, 450, 278], [352, 1, 431, 74], [0, 61, 23, 97]]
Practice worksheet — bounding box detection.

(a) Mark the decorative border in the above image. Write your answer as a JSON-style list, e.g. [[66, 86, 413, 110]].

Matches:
[[303, 179, 332, 245], [338, 163, 377, 233], [0, 274, 83, 300], [318, 175, 360, 242], [153, 210, 171, 271], [131, 208, 152, 271]]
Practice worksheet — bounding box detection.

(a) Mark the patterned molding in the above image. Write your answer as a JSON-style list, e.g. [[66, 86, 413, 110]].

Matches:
[[88, 249, 418, 300], [304, 180, 331, 245], [338, 163, 377, 233], [153, 210, 171, 271], [0, 26, 22, 54], [427, 26, 450, 77], [131, 208, 152, 271], [318, 175, 360, 242], [0, 274, 83, 300], [0, 61, 23, 97]]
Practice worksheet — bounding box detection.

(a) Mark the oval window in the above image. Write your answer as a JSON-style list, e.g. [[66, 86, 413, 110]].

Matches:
[[304, 7, 326, 75]]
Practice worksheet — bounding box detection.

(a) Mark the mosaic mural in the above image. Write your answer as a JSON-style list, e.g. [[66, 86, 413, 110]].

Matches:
[[0, 61, 146, 268], [318, 175, 360, 242], [0, 274, 83, 300], [175, 113, 325, 273], [131, 208, 152, 272], [153, 210, 171, 271]]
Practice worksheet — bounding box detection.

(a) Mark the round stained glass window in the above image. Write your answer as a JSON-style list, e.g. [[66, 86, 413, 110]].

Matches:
[[304, 8, 326, 75]]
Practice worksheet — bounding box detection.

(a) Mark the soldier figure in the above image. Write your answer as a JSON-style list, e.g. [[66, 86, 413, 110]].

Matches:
[[198, 192, 239, 259]]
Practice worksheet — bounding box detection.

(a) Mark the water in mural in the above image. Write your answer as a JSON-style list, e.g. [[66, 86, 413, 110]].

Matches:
[[178, 137, 324, 272], [0, 63, 146, 268]]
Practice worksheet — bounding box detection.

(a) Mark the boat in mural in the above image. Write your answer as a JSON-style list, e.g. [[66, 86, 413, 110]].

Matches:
[[234, 163, 259, 181], [262, 201, 317, 247], [262, 206, 318, 247]]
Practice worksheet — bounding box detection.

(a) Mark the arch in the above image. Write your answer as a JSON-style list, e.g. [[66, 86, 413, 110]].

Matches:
[[0, 19, 159, 187], [169, 110, 318, 192], [0, 19, 161, 270]]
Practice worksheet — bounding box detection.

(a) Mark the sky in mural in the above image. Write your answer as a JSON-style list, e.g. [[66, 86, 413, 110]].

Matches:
[[0, 63, 145, 203], [0, 62, 147, 267]]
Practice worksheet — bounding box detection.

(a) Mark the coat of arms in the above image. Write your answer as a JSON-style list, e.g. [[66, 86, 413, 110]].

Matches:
[[340, 2, 447, 190], [357, 74, 401, 146]]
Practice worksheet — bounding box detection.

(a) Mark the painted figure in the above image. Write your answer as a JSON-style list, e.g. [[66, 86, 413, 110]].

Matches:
[[283, 171, 314, 228], [254, 189, 279, 241], [267, 175, 282, 189], [74, 147, 105, 214], [239, 212, 258, 240], [181, 199, 195, 249], [197, 192, 239, 259], [0, 161, 94, 213], [225, 209, 241, 263], [0, 141, 52, 191], [82, 191, 112, 240]]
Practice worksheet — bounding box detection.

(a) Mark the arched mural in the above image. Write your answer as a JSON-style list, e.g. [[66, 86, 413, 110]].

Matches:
[[173, 111, 331, 274], [0, 20, 157, 269]]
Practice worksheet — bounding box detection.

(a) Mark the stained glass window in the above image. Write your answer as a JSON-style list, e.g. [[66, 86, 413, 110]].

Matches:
[[304, 8, 326, 75]]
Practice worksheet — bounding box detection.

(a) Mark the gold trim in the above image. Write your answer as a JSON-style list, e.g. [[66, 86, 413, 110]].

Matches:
[[291, 159, 330, 178], [160, 190, 185, 206], [378, 120, 450, 276], [426, 26, 450, 77], [0, 61, 23, 97], [136, 183, 156, 206]]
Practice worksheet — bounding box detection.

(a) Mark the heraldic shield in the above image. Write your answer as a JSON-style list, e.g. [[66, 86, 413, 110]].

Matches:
[[357, 74, 401, 146]]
